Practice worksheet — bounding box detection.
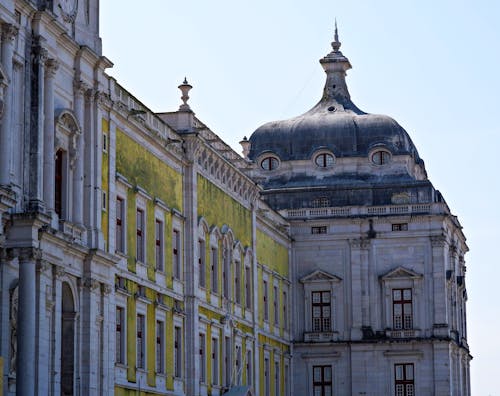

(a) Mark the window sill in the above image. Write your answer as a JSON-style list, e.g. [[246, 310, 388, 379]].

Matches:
[[304, 331, 339, 342], [387, 329, 420, 338]]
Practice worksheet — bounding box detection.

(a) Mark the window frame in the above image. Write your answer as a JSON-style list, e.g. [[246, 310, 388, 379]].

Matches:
[[115, 306, 125, 365], [394, 363, 415, 396], [312, 290, 331, 332], [172, 229, 181, 279], [156, 320, 165, 374], [136, 207, 145, 263], [313, 365, 333, 396], [136, 313, 146, 369], [115, 196, 126, 254], [155, 218, 164, 271], [198, 239, 206, 288], [370, 149, 391, 165], [392, 288, 413, 330], [260, 156, 280, 171], [314, 152, 335, 168]]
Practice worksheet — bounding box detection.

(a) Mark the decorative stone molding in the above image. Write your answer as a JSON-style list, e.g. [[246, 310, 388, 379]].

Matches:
[[53, 265, 66, 279], [73, 79, 90, 97], [45, 58, 60, 78], [349, 238, 370, 250], [36, 259, 51, 273], [1, 23, 19, 42], [101, 283, 112, 295], [82, 276, 100, 291], [430, 235, 447, 248], [9, 247, 43, 262]]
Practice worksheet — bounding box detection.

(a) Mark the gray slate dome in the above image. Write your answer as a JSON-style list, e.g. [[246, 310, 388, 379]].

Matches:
[[248, 27, 421, 163]]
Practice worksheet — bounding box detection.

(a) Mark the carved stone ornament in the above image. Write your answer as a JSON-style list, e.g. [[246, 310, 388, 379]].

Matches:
[[83, 276, 100, 291], [58, 0, 78, 23], [2, 23, 19, 42], [45, 58, 60, 78], [349, 238, 370, 250], [430, 235, 447, 248], [101, 283, 112, 295]]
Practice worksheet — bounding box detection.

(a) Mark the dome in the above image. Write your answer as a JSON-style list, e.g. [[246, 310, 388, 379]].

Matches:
[[248, 26, 421, 164]]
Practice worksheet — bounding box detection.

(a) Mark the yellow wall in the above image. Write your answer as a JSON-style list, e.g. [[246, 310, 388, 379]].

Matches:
[[256, 229, 289, 277]]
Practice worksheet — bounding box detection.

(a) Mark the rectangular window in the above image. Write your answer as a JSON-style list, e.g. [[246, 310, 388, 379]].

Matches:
[[199, 240, 206, 288], [102, 191, 107, 211], [211, 247, 218, 292], [392, 223, 408, 231], [313, 365, 332, 396], [212, 338, 219, 385], [284, 363, 290, 396], [283, 291, 288, 330], [136, 208, 144, 262], [115, 307, 125, 364], [174, 326, 182, 377], [264, 357, 270, 396], [273, 285, 279, 326], [246, 350, 252, 386], [224, 336, 231, 386], [311, 226, 328, 234], [235, 345, 242, 385], [394, 363, 414, 396], [199, 333, 206, 383], [275, 361, 280, 396], [54, 149, 64, 218], [172, 230, 181, 279], [263, 280, 269, 321], [103, 132, 108, 152], [223, 251, 230, 299], [245, 266, 252, 310], [392, 289, 413, 330], [156, 320, 164, 373], [116, 197, 125, 253], [235, 260, 241, 304], [312, 291, 331, 332], [136, 314, 145, 369], [155, 219, 164, 271]]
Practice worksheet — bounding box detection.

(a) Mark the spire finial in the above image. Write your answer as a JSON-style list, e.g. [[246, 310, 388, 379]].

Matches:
[[334, 19, 339, 43], [178, 77, 193, 111], [331, 19, 341, 52]]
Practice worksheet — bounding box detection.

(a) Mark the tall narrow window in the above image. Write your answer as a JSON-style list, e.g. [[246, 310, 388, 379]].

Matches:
[[284, 363, 290, 396], [211, 247, 218, 292], [264, 357, 270, 396], [54, 149, 64, 218], [198, 240, 206, 288], [224, 337, 231, 386], [116, 197, 125, 253], [273, 285, 279, 326], [174, 326, 182, 377], [235, 260, 241, 304], [156, 320, 164, 373], [115, 307, 125, 364], [199, 333, 206, 383], [246, 350, 252, 386], [312, 291, 331, 332], [392, 289, 413, 330], [313, 365, 332, 396], [172, 230, 181, 279], [283, 291, 288, 330], [395, 363, 414, 396], [235, 345, 242, 385], [155, 219, 164, 271], [274, 361, 280, 396], [223, 250, 230, 298], [263, 280, 269, 321], [212, 338, 219, 385], [136, 209, 144, 262], [245, 266, 252, 310], [136, 314, 145, 369]]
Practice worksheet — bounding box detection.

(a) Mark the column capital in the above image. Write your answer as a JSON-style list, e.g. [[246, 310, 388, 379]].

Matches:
[[430, 235, 447, 248], [45, 58, 60, 78], [9, 247, 42, 262], [33, 45, 48, 65], [36, 259, 51, 273], [1, 23, 19, 41], [82, 276, 101, 291], [53, 265, 66, 279], [73, 79, 90, 96], [101, 283, 113, 295]]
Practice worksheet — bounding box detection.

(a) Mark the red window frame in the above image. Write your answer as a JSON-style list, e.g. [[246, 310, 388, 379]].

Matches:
[[392, 288, 413, 330], [312, 291, 331, 332]]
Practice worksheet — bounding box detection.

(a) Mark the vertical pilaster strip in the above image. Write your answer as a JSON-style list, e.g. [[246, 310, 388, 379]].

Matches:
[[431, 235, 449, 337], [83, 88, 96, 241], [42, 59, 59, 213], [0, 24, 18, 186], [349, 238, 363, 339], [72, 81, 87, 226]]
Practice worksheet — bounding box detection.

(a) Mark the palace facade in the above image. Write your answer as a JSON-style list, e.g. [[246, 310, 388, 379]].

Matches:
[[0, 1, 470, 395]]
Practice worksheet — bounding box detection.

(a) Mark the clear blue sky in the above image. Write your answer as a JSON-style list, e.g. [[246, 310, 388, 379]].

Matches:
[[100, 1, 500, 394]]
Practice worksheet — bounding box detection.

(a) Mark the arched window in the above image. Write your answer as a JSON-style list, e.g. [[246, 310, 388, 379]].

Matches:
[[371, 150, 391, 165], [314, 152, 335, 167]]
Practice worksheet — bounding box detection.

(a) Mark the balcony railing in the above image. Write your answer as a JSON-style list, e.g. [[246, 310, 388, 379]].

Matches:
[[304, 331, 339, 342]]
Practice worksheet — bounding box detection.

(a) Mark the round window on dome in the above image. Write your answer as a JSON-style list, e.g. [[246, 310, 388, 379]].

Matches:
[[314, 152, 335, 168], [261, 156, 279, 171], [371, 150, 391, 165]]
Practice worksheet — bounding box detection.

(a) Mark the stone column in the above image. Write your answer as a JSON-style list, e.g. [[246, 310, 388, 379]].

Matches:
[[0, 23, 18, 186], [83, 89, 95, 240], [42, 59, 59, 214], [16, 247, 41, 396], [431, 235, 450, 337], [72, 81, 87, 226]]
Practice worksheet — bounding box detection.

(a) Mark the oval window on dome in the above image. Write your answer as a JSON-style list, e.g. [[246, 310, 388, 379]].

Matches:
[[261, 156, 279, 171], [314, 153, 335, 168], [371, 150, 391, 165]]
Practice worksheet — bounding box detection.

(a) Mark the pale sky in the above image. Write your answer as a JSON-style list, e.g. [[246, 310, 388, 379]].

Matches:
[[100, 1, 500, 394]]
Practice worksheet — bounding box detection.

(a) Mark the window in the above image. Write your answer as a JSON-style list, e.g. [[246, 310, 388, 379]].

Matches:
[[155, 219, 164, 271], [115, 307, 125, 364], [235, 345, 242, 385], [274, 361, 280, 396], [395, 363, 414, 396], [136, 208, 145, 262], [283, 291, 288, 330], [273, 285, 279, 326], [156, 320, 164, 373], [246, 350, 252, 386], [174, 326, 182, 377], [173, 230, 181, 279], [102, 191, 107, 211], [116, 197, 125, 253], [235, 260, 241, 304], [211, 338, 219, 385], [224, 337, 231, 386], [312, 291, 331, 332], [103, 132, 108, 152], [264, 357, 270, 396], [263, 280, 269, 321], [313, 365, 332, 396], [392, 289, 413, 330], [311, 226, 327, 234], [211, 247, 218, 293], [392, 223, 408, 231], [311, 197, 330, 208], [284, 363, 290, 396], [245, 266, 252, 310], [54, 149, 64, 218], [261, 156, 279, 171], [199, 333, 206, 383], [223, 249, 230, 299], [136, 314, 145, 369], [371, 150, 391, 165], [198, 240, 206, 288], [315, 152, 334, 167]]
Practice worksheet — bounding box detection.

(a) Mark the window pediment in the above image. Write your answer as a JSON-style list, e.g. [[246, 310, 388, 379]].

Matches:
[[380, 266, 422, 282], [300, 269, 342, 284]]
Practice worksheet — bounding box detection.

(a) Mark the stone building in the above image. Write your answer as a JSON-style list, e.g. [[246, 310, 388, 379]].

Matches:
[[0, 1, 470, 396]]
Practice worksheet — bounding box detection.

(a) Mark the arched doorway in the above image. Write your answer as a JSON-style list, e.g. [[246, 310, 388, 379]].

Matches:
[[61, 282, 75, 396]]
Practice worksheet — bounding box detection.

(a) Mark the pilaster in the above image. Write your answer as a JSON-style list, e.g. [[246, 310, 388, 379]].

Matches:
[[431, 235, 450, 337]]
